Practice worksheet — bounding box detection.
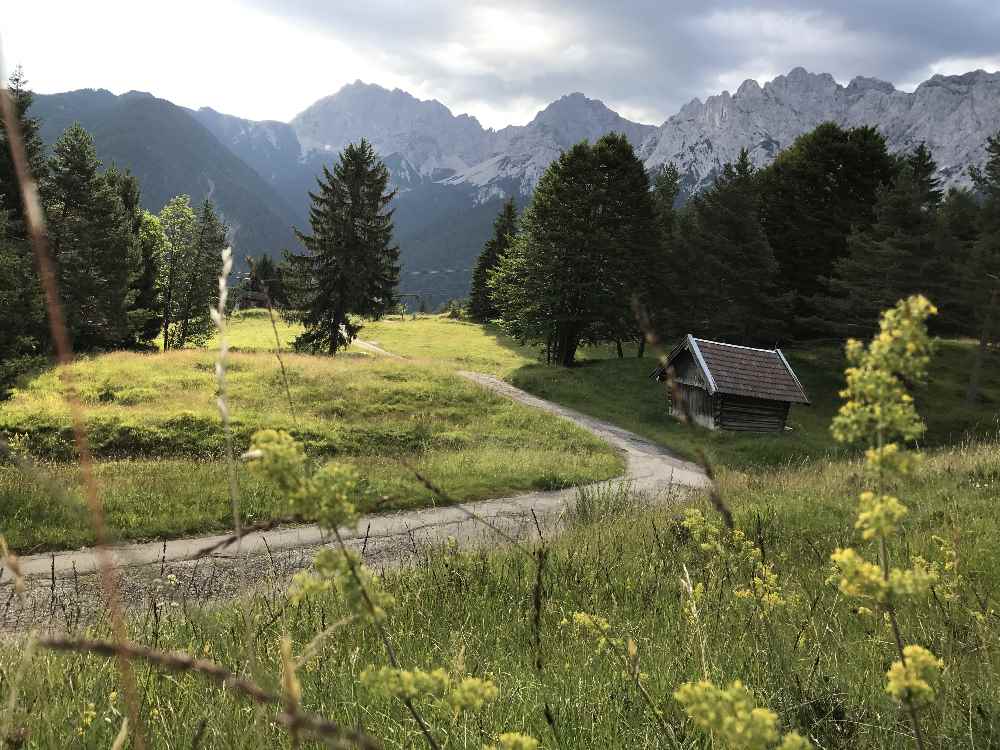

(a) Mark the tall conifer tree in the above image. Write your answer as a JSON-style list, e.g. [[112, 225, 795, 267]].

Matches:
[[490, 134, 657, 366], [286, 139, 399, 354], [815, 165, 941, 337], [0, 67, 47, 239], [966, 130, 1000, 403], [45, 123, 132, 350], [671, 150, 788, 344], [174, 200, 227, 348], [758, 123, 896, 332], [469, 198, 516, 322]]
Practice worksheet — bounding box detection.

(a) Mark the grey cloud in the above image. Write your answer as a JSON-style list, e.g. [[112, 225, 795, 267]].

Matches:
[[240, 0, 1000, 124]]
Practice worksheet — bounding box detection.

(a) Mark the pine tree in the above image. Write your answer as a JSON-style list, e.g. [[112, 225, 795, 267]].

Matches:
[[644, 162, 682, 352], [173, 199, 227, 348], [0, 210, 47, 396], [285, 139, 399, 354], [758, 123, 896, 333], [469, 198, 516, 322], [906, 142, 944, 208], [815, 165, 941, 337], [965, 130, 1000, 403], [490, 134, 658, 366], [671, 149, 789, 344], [0, 67, 47, 240], [245, 253, 288, 308], [130, 211, 167, 345], [45, 123, 132, 350], [158, 195, 197, 350], [932, 188, 980, 336]]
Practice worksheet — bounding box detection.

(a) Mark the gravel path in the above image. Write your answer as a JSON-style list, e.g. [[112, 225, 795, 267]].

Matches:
[[1, 371, 705, 631]]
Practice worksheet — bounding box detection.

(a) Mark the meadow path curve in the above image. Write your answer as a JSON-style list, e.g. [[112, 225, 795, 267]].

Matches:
[[2, 370, 706, 630]]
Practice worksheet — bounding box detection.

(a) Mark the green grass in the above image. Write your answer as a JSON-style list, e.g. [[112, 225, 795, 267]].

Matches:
[[232, 310, 998, 470], [8, 442, 998, 748], [0, 348, 621, 552], [509, 340, 1000, 468], [214, 309, 621, 377]]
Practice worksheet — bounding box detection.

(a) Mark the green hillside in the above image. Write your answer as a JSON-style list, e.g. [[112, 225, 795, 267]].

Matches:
[[33, 89, 300, 254]]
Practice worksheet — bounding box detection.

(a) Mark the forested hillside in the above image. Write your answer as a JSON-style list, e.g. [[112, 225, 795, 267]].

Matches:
[[31, 89, 299, 254]]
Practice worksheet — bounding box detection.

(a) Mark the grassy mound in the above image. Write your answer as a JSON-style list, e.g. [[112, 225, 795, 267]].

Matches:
[[11, 443, 998, 748], [0, 349, 621, 551]]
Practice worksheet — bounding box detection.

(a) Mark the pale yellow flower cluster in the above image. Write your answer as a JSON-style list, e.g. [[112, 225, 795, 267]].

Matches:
[[831, 295, 936, 449], [886, 646, 944, 706], [290, 547, 395, 621], [361, 666, 499, 714], [854, 491, 908, 540], [827, 295, 945, 716], [674, 680, 811, 750], [683, 509, 794, 613], [244, 428, 361, 529], [484, 732, 540, 750]]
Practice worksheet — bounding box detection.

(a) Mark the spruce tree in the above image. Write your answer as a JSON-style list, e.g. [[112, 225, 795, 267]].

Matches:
[[130, 211, 167, 344], [469, 198, 516, 322], [590, 132, 661, 353], [758, 123, 896, 333], [965, 130, 1000, 403], [490, 134, 658, 366], [645, 162, 682, 353], [174, 199, 227, 348], [906, 142, 944, 208], [105, 165, 165, 346], [245, 253, 288, 308], [933, 188, 981, 335], [0, 211, 47, 396], [45, 123, 132, 350], [0, 68, 48, 387], [0, 67, 47, 239], [671, 149, 789, 344], [815, 165, 940, 337], [286, 139, 399, 354]]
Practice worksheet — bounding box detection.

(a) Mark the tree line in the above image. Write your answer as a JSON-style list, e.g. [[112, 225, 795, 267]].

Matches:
[[470, 122, 1000, 395], [0, 69, 229, 395]]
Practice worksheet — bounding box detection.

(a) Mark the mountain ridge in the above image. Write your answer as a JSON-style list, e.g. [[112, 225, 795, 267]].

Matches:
[[28, 66, 1000, 304]]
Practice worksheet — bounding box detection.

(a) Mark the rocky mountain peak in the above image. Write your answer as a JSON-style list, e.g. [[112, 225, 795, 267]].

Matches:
[[641, 66, 1000, 198], [846, 76, 896, 94]]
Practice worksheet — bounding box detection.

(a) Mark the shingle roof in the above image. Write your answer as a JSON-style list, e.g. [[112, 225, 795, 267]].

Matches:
[[665, 336, 810, 404]]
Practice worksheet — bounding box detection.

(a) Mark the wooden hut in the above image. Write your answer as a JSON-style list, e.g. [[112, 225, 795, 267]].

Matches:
[[653, 335, 809, 432]]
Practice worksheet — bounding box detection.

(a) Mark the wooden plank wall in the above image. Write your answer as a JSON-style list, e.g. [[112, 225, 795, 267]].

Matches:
[[717, 395, 789, 432]]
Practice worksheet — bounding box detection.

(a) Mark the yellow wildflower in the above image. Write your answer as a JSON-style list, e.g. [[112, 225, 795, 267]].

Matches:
[[886, 645, 943, 706]]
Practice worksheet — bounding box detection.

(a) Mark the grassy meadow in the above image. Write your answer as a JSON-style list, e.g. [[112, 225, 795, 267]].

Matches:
[[7, 442, 998, 748], [0, 343, 620, 551], [2, 309, 999, 748], [222, 310, 1000, 468]]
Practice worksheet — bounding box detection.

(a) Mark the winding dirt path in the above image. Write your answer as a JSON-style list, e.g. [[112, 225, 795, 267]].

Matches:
[[1, 370, 705, 631]]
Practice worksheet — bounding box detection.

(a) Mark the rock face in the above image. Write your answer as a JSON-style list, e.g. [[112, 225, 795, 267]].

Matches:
[[291, 81, 492, 181], [32, 67, 1000, 303], [289, 84, 656, 201], [639, 67, 1000, 196]]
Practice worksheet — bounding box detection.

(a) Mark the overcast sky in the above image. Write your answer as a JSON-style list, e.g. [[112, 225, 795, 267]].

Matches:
[[4, 0, 999, 128]]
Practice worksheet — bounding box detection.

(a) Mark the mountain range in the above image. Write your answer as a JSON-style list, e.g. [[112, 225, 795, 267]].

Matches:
[[30, 67, 1000, 305]]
